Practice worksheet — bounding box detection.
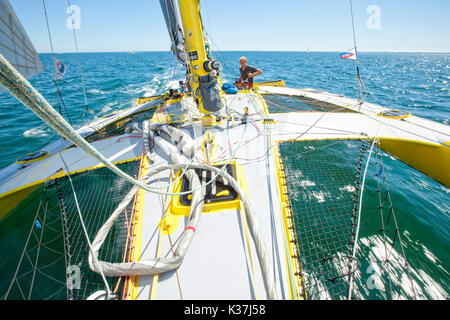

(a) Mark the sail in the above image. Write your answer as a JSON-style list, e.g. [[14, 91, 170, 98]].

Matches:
[[159, 0, 186, 67], [0, 0, 44, 80]]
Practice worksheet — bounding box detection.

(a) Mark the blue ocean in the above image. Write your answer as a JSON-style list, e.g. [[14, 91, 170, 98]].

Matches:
[[0, 51, 448, 299]]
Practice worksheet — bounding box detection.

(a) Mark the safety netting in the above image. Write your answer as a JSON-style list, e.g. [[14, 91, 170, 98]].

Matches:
[[262, 94, 354, 113], [278, 138, 417, 300], [1, 160, 140, 300], [278, 139, 370, 299], [1, 137, 419, 300]]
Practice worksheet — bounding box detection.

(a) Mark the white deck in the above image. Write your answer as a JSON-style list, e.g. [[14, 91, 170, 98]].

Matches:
[[259, 86, 450, 145], [0, 99, 159, 193], [135, 93, 291, 300], [0, 134, 144, 196], [134, 89, 450, 299]]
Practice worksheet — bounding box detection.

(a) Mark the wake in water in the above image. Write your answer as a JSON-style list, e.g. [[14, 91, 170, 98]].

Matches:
[[23, 125, 51, 138], [353, 235, 448, 300]]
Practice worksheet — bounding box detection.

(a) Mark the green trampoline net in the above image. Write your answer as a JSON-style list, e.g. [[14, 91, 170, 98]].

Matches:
[[1, 137, 417, 300], [1, 160, 140, 300], [279, 139, 370, 300], [262, 94, 355, 113]]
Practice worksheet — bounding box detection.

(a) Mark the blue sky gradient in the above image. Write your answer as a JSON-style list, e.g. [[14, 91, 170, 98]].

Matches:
[[10, 0, 450, 53]]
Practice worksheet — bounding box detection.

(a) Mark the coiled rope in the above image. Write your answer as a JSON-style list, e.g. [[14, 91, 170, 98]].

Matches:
[[0, 54, 277, 299], [0, 54, 195, 196]]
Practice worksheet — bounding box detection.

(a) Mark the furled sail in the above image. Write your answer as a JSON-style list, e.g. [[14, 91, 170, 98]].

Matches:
[[159, 0, 187, 67], [0, 0, 44, 80]]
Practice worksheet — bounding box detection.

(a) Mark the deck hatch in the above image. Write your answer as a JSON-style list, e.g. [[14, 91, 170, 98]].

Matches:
[[169, 161, 244, 216], [179, 163, 238, 205]]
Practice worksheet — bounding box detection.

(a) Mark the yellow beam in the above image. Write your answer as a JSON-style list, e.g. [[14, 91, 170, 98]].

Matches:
[[276, 136, 450, 188], [254, 80, 286, 89], [0, 157, 141, 222], [0, 185, 39, 221], [178, 0, 208, 75], [136, 96, 163, 105], [273, 143, 306, 300], [379, 138, 450, 188], [123, 154, 149, 300]]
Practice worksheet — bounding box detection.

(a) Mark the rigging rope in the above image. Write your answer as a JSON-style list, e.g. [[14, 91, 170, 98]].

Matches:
[[86, 120, 277, 299], [67, 0, 92, 116], [0, 54, 204, 196], [59, 152, 114, 300], [89, 162, 278, 300], [0, 53, 278, 299], [4, 200, 45, 299], [349, 0, 368, 105], [347, 137, 377, 299], [42, 0, 73, 125], [54, 79, 73, 125], [42, 0, 56, 76], [377, 147, 417, 299]]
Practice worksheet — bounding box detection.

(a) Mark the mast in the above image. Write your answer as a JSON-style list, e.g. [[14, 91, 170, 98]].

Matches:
[[177, 0, 222, 115]]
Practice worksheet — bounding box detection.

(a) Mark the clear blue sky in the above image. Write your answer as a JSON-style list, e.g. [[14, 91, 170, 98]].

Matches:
[[9, 0, 450, 53]]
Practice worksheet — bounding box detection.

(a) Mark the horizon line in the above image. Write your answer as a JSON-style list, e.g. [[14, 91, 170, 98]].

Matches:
[[37, 50, 450, 54]]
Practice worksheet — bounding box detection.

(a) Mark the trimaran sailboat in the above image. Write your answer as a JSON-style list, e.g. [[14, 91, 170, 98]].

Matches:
[[0, 0, 448, 300]]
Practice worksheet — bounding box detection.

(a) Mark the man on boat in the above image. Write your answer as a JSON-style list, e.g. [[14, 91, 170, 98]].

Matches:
[[235, 57, 262, 89]]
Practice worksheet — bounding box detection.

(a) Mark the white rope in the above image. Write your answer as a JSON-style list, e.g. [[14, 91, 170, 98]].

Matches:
[[0, 54, 207, 196], [349, 0, 368, 105], [347, 137, 377, 299], [89, 124, 278, 300], [88, 129, 205, 279], [89, 161, 278, 300], [1, 54, 277, 299], [42, 0, 57, 75], [59, 153, 114, 300], [67, 0, 91, 115], [4, 200, 45, 299]]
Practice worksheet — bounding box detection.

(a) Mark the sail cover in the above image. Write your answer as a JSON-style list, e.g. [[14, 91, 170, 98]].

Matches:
[[0, 0, 44, 80], [159, 0, 186, 67]]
